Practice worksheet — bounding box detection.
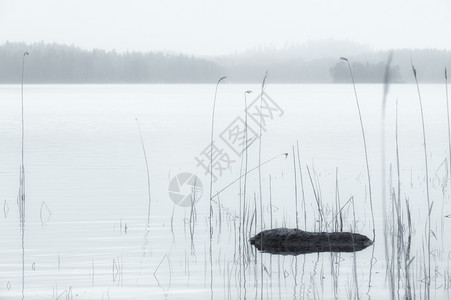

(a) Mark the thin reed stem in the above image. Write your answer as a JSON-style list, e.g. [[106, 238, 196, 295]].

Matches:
[[258, 72, 268, 227], [269, 175, 273, 229], [306, 165, 324, 228], [243, 90, 251, 273], [238, 90, 252, 297], [135, 118, 152, 223], [258, 72, 268, 300], [350, 197, 360, 300], [209, 75, 226, 300], [334, 168, 343, 232], [212, 153, 288, 199], [296, 141, 306, 230], [209, 75, 226, 230], [380, 53, 394, 300], [445, 68, 451, 190], [20, 51, 28, 300], [21, 52, 28, 170], [292, 146, 299, 229], [340, 57, 375, 242], [411, 59, 431, 300]]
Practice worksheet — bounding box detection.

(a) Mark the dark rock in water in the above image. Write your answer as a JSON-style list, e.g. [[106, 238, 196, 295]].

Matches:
[[250, 228, 373, 255]]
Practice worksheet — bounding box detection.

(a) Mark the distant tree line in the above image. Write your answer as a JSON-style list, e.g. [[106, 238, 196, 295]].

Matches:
[[0, 42, 224, 83], [0, 42, 450, 83]]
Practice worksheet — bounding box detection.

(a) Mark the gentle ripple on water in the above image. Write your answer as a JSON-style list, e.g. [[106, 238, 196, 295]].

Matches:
[[0, 84, 450, 299]]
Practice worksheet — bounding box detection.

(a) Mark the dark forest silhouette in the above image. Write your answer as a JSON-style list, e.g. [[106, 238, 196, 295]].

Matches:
[[0, 41, 449, 83], [0, 42, 223, 83]]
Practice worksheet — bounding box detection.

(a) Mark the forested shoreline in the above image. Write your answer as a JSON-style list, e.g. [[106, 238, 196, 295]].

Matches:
[[0, 42, 449, 83]]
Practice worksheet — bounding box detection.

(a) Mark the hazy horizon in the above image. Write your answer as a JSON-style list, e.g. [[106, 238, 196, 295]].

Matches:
[[1, 39, 449, 59], [1, 41, 449, 83]]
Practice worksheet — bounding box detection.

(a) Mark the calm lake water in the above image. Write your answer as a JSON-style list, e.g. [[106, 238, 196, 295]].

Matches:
[[0, 84, 450, 299]]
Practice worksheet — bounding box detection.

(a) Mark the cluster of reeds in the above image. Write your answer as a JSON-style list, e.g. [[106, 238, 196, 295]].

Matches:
[[204, 67, 377, 298], [153, 56, 451, 300], [334, 55, 451, 300]]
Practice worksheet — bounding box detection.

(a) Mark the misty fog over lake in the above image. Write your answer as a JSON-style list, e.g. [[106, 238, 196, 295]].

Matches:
[[1, 0, 451, 299]]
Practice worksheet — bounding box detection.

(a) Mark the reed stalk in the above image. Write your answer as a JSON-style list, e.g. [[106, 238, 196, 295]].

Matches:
[[238, 90, 251, 299], [306, 165, 324, 228], [296, 141, 307, 230], [292, 146, 299, 229], [411, 59, 431, 300], [210, 75, 226, 233], [19, 51, 28, 300], [258, 72, 268, 300], [209, 75, 226, 300], [212, 153, 288, 199], [446, 68, 451, 190], [135, 118, 152, 225], [340, 57, 375, 242], [380, 53, 395, 300], [242, 90, 251, 276]]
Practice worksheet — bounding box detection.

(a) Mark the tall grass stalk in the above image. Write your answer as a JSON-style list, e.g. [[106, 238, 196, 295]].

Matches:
[[296, 141, 307, 230], [381, 52, 392, 221], [189, 178, 198, 253], [446, 68, 451, 190], [239, 90, 251, 299], [135, 118, 152, 226], [210, 75, 226, 235], [258, 72, 268, 300], [268, 174, 274, 299], [170, 203, 175, 244], [21, 52, 28, 172], [379, 53, 395, 300], [253, 192, 257, 251], [334, 168, 343, 232], [411, 59, 431, 300], [340, 57, 375, 242], [258, 73, 268, 226], [292, 146, 299, 229], [444, 68, 450, 252], [386, 99, 402, 300], [242, 90, 251, 276], [19, 51, 28, 300], [404, 197, 413, 300], [350, 197, 360, 300], [394, 99, 404, 299], [212, 153, 287, 199], [269, 175, 273, 229], [209, 75, 226, 300], [306, 165, 324, 229]]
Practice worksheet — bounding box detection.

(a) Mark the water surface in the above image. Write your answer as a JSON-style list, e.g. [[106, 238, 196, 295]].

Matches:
[[0, 84, 450, 299]]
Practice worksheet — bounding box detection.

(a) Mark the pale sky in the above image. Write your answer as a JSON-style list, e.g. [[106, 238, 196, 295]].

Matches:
[[0, 0, 450, 56]]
